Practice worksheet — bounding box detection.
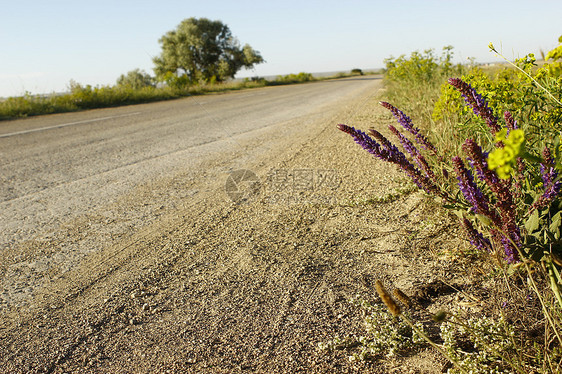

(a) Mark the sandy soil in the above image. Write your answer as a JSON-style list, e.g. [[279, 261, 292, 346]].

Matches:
[[0, 83, 476, 373]]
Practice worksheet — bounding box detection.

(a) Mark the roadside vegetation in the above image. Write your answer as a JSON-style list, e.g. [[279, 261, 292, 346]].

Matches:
[[333, 36, 562, 372]]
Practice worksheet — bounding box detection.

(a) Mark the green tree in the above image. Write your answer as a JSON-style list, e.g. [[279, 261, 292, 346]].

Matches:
[[153, 18, 264, 85], [116, 69, 154, 89]]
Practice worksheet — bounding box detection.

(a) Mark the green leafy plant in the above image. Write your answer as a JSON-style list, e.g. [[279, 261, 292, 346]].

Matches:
[[116, 69, 155, 89], [433, 38, 562, 144]]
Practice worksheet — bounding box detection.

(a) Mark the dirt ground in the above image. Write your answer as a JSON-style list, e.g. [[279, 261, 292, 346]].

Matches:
[[0, 87, 482, 373]]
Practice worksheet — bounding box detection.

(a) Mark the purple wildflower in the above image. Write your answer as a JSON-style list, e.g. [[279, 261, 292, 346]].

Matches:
[[337, 124, 444, 198], [448, 78, 501, 134], [460, 217, 492, 252], [379, 101, 438, 155], [501, 233, 520, 264], [530, 147, 562, 211], [455, 137, 521, 262], [496, 197, 521, 264], [462, 140, 519, 255], [367, 128, 410, 165], [388, 125, 435, 179], [541, 147, 557, 185], [504, 111, 518, 131], [462, 139, 499, 186], [337, 124, 410, 168], [337, 124, 383, 159], [452, 156, 498, 223], [367, 128, 440, 195], [452, 154, 519, 262]]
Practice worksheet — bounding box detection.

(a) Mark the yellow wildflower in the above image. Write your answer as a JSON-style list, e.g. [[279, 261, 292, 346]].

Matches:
[[488, 129, 525, 179]]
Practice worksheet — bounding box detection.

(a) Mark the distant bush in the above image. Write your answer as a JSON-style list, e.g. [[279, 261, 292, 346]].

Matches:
[[351, 68, 364, 75], [116, 69, 155, 89], [243, 76, 266, 84], [274, 72, 315, 84]]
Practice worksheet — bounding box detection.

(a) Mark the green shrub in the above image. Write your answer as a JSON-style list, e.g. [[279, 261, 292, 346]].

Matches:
[[0, 70, 333, 120], [383, 46, 467, 126], [116, 69, 155, 89], [274, 72, 315, 84]]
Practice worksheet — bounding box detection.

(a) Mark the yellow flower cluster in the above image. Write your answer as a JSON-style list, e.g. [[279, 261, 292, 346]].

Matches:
[[488, 128, 525, 179]]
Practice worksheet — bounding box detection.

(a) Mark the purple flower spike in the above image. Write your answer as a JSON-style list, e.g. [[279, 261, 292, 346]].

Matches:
[[462, 139, 499, 186], [461, 139, 521, 262], [337, 124, 410, 168], [379, 101, 438, 154], [337, 124, 382, 159], [531, 147, 562, 211], [372, 128, 445, 198], [389, 125, 435, 179], [501, 233, 520, 263], [541, 147, 557, 185], [448, 78, 501, 134], [460, 217, 492, 252], [368, 128, 410, 165], [463, 139, 517, 224], [452, 156, 499, 224], [504, 111, 518, 131], [337, 124, 444, 198]]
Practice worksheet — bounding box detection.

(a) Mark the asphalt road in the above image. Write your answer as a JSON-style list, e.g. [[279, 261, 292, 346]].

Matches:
[[0, 76, 383, 306], [1, 79, 371, 201]]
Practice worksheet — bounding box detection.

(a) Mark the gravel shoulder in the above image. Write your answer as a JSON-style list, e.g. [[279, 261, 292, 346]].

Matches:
[[0, 80, 473, 373]]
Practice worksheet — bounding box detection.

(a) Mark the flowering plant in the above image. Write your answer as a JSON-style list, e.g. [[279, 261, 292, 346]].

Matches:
[[338, 76, 562, 297], [337, 39, 562, 372]]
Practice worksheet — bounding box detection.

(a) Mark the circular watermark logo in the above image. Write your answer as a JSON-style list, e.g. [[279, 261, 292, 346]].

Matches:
[[225, 169, 261, 204]]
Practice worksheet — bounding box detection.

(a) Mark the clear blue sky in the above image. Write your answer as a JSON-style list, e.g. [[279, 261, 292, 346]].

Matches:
[[1, 0, 561, 97]]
